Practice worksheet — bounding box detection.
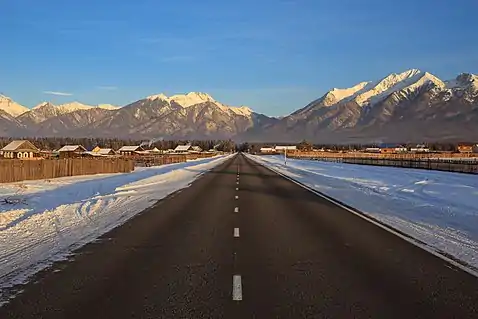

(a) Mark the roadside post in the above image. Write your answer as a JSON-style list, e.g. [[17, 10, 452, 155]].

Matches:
[[285, 147, 287, 166]]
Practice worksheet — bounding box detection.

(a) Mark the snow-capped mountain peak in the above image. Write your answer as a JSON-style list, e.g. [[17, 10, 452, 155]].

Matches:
[[145, 92, 215, 107], [229, 106, 253, 116], [169, 92, 216, 107], [446, 73, 478, 91], [325, 82, 371, 106], [57, 102, 94, 113], [352, 69, 425, 106], [97, 104, 119, 110], [146, 93, 168, 101], [142, 92, 249, 115], [32, 102, 52, 110], [0, 94, 29, 116], [368, 71, 445, 105]]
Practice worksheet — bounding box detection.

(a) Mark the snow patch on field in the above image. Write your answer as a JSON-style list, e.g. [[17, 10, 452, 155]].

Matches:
[[0, 155, 232, 302], [247, 154, 478, 270]]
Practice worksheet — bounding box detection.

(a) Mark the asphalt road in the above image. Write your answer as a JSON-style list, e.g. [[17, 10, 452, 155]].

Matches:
[[2, 154, 478, 318]]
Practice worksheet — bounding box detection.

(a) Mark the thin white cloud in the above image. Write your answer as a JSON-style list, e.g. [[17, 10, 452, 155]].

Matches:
[[160, 56, 194, 62], [97, 86, 118, 91], [43, 91, 73, 96]]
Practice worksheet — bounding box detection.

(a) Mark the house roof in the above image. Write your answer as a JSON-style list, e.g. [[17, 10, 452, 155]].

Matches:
[[83, 152, 105, 157], [149, 147, 161, 152], [2, 140, 39, 152], [118, 146, 142, 152], [191, 146, 202, 151], [58, 145, 87, 152], [174, 145, 192, 151], [97, 148, 115, 155]]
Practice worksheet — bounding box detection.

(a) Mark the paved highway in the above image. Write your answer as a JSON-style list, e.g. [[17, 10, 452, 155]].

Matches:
[[2, 154, 478, 318]]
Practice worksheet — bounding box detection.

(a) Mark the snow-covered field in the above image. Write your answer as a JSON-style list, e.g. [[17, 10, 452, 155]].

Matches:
[[0, 155, 232, 301], [247, 154, 478, 271]]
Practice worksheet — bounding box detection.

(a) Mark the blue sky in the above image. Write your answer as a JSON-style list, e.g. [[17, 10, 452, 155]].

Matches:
[[1, 0, 477, 116]]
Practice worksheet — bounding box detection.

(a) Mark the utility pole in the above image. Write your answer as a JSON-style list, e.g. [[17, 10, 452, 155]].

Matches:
[[284, 147, 287, 166]]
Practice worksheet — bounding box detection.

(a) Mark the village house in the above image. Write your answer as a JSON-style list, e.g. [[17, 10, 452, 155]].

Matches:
[[58, 145, 87, 159], [473, 144, 478, 153], [1, 140, 40, 159], [395, 146, 408, 153], [458, 145, 474, 153], [91, 146, 101, 153], [174, 145, 192, 153], [410, 144, 430, 153], [380, 148, 395, 154], [365, 147, 381, 153], [147, 147, 162, 154], [380, 145, 408, 154], [260, 147, 275, 153], [87, 146, 116, 156], [96, 148, 116, 156], [118, 145, 144, 156], [190, 146, 202, 153]]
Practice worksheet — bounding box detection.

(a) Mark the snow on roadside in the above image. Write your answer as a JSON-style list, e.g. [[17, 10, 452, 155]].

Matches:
[[247, 154, 478, 270], [0, 155, 232, 301]]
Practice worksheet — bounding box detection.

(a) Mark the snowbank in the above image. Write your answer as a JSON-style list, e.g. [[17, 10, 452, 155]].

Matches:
[[247, 154, 478, 270], [0, 155, 232, 299]]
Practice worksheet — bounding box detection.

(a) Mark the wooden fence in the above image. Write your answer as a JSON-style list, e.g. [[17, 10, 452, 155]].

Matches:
[[0, 158, 134, 184], [289, 155, 478, 174], [134, 153, 218, 167], [290, 151, 478, 160]]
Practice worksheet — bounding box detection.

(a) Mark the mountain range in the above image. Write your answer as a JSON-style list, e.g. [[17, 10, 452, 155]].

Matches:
[[1, 69, 477, 143]]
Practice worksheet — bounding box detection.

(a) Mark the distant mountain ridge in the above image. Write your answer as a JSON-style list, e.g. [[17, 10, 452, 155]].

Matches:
[[1, 70, 478, 142], [0, 92, 273, 139], [246, 69, 478, 143]]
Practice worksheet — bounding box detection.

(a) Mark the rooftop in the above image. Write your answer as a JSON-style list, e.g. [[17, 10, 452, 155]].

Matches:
[[58, 145, 87, 152], [2, 140, 40, 152]]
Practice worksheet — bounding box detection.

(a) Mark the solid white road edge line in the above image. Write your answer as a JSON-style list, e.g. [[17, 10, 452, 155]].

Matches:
[[245, 155, 478, 279], [234, 207, 239, 213], [234, 228, 240, 237], [233, 275, 243, 301]]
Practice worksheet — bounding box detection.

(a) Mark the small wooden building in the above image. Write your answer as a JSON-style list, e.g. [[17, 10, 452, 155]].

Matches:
[[380, 148, 395, 154], [118, 146, 144, 156], [91, 146, 102, 153], [458, 145, 473, 153], [96, 148, 116, 156], [174, 145, 192, 153], [260, 147, 275, 153], [1, 140, 40, 159], [365, 147, 381, 153], [190, 146, 202, 153], [58, 145, 87, 159]]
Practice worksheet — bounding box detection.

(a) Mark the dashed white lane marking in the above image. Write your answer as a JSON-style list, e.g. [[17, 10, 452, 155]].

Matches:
[[236, 181, 239, 185], [235, 195, 239, 200], [234, 228, 240, 237], [236, 187, 239, 191], [233, 275, 243, 301], [234, 207, 239, 213]]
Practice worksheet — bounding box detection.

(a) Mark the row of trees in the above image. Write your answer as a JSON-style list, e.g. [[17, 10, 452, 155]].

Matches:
[[237, 140, 470, 153], [0, 137, 237, 153], [0, 136, 470, 153]]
